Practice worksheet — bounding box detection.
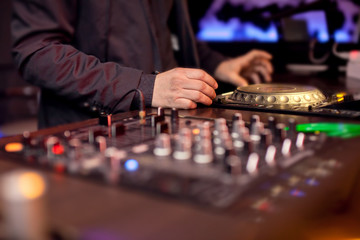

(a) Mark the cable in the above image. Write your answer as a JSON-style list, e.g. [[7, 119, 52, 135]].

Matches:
[[110, 88, 146, 124], [332, 42, 350, 60], [308, 38, 330, 64]]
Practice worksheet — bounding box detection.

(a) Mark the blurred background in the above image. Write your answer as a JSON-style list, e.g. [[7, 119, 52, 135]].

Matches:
[[0, 0, 359, 137]]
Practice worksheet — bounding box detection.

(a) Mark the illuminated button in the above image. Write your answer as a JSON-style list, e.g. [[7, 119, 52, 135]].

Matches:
[[290, 189, 306, 197], [267, 96, 276, 103], [124, 159, 139, 172], [5, 142, 24, 153], [192, 128, 200, 136], [52, 143, 64, 155], [306, 178, 319, 186]]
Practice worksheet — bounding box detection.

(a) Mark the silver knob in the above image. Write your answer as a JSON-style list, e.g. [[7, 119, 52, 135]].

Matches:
[[153, 133, 171, 156]]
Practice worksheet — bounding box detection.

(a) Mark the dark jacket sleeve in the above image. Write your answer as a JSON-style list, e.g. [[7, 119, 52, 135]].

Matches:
[[196, 41, 227, 76], [11, 0, 155, 114]]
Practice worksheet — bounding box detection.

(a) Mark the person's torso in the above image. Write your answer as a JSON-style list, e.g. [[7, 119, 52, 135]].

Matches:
[[73, 0, 178, 73]]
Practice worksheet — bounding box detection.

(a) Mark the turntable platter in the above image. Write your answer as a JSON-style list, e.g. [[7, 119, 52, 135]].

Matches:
[[228, 83, 326, 107], [214, 84, 360, 119]]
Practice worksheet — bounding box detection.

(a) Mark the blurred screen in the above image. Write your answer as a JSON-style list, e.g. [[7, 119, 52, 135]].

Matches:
[[196, 0, 360, 43]]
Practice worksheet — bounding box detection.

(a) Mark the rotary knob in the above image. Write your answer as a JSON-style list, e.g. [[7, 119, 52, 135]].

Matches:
[[153, 133, 171, 156], [173, 128, 192, 160], [194, 139, 213, 164]]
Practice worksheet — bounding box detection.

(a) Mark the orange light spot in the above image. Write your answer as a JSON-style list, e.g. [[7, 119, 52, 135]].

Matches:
[[192, 128, 200, 135], [18, 172, 45, 199], [336, 93, 344, 98], [5, 142, 24, 153]]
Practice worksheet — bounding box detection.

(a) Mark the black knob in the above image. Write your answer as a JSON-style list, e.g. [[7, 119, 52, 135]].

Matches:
[[232, 112, 242, 122], [288, 118, 297, 139], [268, 116, 277, 136], [157, 107, 165, 117], [260, 128, 272, 147], [171, 108, 179, 122], [251, 115, 260, 125], [275, 123, 286, 142]]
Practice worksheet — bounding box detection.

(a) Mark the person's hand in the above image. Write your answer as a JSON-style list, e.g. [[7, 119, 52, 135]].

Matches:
[[214, 50, 273, 86], [152, 68, 218, 109]]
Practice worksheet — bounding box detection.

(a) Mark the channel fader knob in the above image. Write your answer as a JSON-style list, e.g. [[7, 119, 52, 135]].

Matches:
[[153, 133, 171, 157], [173, 128, 192, 160]]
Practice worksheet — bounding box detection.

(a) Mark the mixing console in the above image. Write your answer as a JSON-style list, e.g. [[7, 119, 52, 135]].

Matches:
[[0, 108, 358, 207], [0, 107, 359, 239]]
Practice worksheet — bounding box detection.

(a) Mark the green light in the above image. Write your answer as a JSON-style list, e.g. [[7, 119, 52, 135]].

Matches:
[[296, 123, 360, 139]]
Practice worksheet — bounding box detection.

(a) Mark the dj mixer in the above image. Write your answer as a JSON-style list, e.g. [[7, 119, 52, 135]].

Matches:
[[0, 100, 360, 239]]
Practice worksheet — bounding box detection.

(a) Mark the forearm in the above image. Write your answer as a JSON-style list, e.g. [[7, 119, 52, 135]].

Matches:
[[12, 0, 155, 113]]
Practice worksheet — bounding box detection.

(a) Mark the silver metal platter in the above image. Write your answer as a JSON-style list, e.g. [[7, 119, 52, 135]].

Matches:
[[228, 83, 327, 107]]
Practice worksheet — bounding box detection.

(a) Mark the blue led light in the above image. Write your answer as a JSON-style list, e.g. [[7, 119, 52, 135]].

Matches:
[[334, 30, 351, 43], [290, 189, 306, 197], [306, 178, 319, 186], [196, 1, 358, 43], [124, 159, 139, 172]]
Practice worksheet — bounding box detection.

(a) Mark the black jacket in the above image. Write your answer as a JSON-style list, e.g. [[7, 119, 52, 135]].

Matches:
[[12, 0, 226, 128]]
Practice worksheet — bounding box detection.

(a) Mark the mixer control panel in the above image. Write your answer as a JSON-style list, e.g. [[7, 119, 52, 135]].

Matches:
[[0, 108, 356, 216]]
